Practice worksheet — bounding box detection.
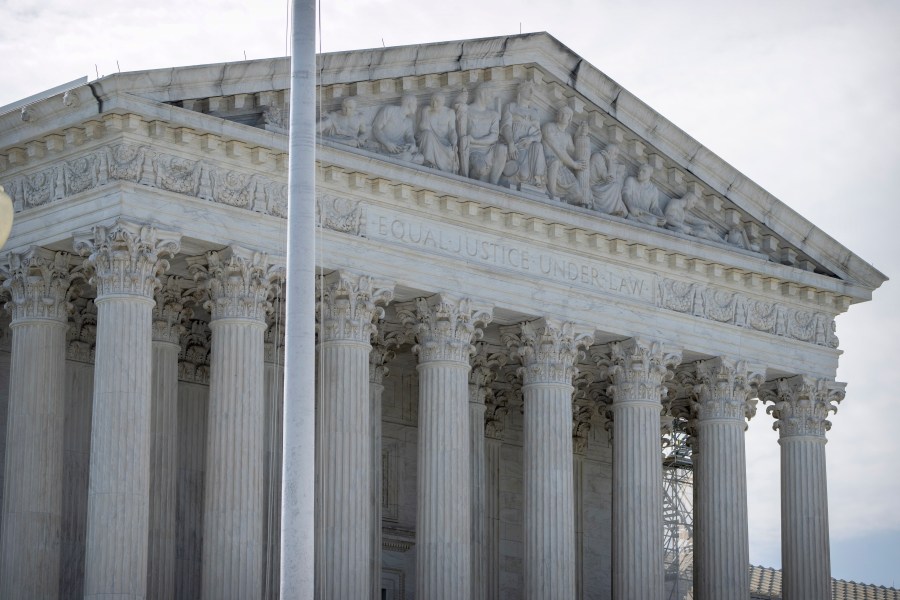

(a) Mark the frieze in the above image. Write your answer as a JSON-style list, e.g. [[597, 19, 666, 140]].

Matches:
[[2, 142, 289, 219], [657, 277, 838, 348]]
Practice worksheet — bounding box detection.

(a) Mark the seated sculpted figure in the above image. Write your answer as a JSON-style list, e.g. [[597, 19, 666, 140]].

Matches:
[[541, 106, 587, 204], [588, 143, 628, 217], [370, 95, 424, 164], [417, 92, 459, 173], [316, 97, 368, 148], [500, 81, 547, 188], [664, 187, 724, 242], [622, 163, 666, 226], [460, 84, 507, 184]]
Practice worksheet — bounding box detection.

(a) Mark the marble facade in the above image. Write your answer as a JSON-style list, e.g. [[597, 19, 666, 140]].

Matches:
[[0, 33, 887, 599]]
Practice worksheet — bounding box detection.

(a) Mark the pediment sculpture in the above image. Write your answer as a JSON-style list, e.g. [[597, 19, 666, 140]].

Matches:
[[317, 79, 744, 250]]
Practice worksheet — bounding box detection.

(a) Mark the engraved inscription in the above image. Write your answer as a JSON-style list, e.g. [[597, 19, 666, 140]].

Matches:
[[367, 207, 653, 303]]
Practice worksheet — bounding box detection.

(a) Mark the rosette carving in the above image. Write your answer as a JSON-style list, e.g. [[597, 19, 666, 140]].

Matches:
[[693, 357, 765, 425], [74, 219, 181, 298], [606, 338, 682, 405], [189, 246, 283, 322], [396, 294, 492, 364], [316, 271, 394, 343], [761, 376, 845, 438], [1, 246, 74, 322]]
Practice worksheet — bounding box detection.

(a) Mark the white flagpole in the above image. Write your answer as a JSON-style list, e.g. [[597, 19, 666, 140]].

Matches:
[[281, 0, 317, 597]]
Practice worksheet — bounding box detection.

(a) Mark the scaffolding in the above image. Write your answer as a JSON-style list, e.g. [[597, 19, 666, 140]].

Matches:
[[663, 416, 694, 600]]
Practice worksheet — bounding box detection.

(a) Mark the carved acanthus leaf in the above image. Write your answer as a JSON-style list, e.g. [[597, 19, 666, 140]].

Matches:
[[761, 376, 845, 438], [693, 357, 765, 425], [1, 246, 74, 322], [606, 338, 682, 405], [189, 246, 284, 322], [396, 294, 492, 364], [501, 318, 594, 386], [316, 271, 394, 343], [74, 219, 181, 298]]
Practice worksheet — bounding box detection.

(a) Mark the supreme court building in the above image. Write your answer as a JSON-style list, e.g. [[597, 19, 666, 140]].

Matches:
[[0, 33, 887, 599]]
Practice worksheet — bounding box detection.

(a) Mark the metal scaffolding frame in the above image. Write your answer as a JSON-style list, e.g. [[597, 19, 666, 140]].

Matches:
[[663, 415, 694, 600]]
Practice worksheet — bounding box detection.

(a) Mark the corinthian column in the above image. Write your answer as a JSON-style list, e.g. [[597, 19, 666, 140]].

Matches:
[[607, 338, 681, 600], [147, 276, 190, 600], [398, 294, 492, 600], [315, 271, 393, 599], [75, 220, 181, 600], [504, 318, 593, 600], [190, 247, 282, 600], [0, 247, 73, 600], [693, 358, 764, 600], [763, 376, 844, 600]]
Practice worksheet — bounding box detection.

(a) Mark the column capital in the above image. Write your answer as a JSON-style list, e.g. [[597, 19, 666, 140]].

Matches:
[[397, 293, 492, 364], [502, 317, 594, 386], [694, 357, 765, 424], [369, 324, 400, 385], [316, 271, 394, 344], [188, 246, 283, 322], [762, 376, 846, 438], [178, 319, 211, 384], [2, 246, 75, 323], [469, 343, 507, 405], [607, 338, 682, 404], [152, 275, 194, 344], [74, 219, 181, 298]]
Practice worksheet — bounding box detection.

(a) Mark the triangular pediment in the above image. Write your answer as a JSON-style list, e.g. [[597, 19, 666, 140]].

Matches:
[[0, 32, 886, 299]]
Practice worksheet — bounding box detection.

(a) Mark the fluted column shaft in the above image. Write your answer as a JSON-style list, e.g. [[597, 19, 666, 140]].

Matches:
[[203, 317, 266, 599], [484, 435, 502, 600], [524, 381, 576, 598], [147, 278, 187, 600], [470, 391, 487, 600], [192, 247, 281, 600], [608, 338, 680, 600], [0, 248, 72, 600], [75, 220, 180, 600], [318, 339, 372, 598], [506, 318, 592, 600], [315, 272, 391, 600], [86, 295, 155, 599], [694, 359, 763, 600], [399, 294, 491, 600], [369, 371, 385, 600], [417, 359, 471, 596], [147, 339, 180, 598], [573, 452, 585, 600], [765, 376, 844, 600]]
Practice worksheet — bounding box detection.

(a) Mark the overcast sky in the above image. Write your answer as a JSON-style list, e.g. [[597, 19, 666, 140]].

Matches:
[[3, 0, 898, 588]]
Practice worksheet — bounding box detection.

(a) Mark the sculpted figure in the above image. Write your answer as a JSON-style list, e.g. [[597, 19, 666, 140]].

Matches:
[[417, 92, 459, 173], [460, 84, 507, 184], [589, 143, 628, 217], [500, 81, 547, 188], [316, 97, 368, 148], [622, 163, 665, 226], [664, 187, 723, 242], [541, 106, 587, 204], [370, 95, 424, 164]]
